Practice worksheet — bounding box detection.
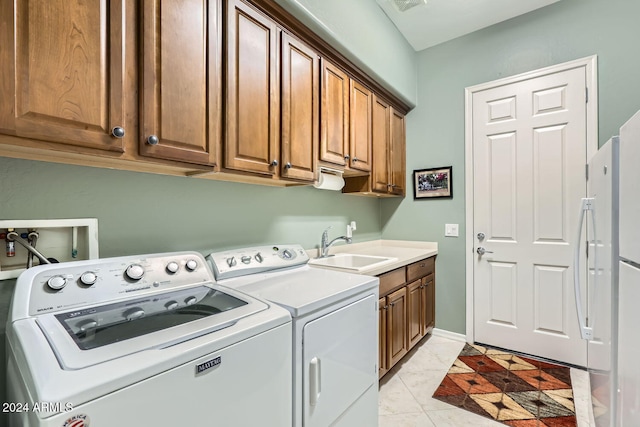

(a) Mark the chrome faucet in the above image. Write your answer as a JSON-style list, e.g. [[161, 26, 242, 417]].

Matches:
[[319, 226, 352, 258]]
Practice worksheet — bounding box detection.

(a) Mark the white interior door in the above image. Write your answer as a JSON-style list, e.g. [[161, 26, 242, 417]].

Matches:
[[471, 65, 590, 366]]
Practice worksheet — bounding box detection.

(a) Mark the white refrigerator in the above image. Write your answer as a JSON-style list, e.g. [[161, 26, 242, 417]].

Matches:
[[576, 110, 640, 427], [617, 110, 640, 426]]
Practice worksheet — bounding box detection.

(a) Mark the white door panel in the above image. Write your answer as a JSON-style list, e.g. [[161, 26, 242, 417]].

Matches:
[[619, 110, 640, 264], [618, 261, 640, 427], [473, 66, 588, 366], [302, 295, 377, 427]]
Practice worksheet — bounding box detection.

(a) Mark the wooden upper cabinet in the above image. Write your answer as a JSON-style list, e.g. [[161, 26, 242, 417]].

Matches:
[[0, 0, 127, 152], [280, 33, 319, 182], [225, 0, 279, 176], [371, 95, 391, 193], [371, 95, 406, 196], [349, 81, 372, 172], [320, 59, 349, 167], [389, 108, 406, 196], [140, 0, 221, 166]]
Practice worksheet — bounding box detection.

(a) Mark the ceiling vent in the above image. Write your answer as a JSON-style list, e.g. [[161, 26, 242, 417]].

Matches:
[[389, 0, 427, 13]]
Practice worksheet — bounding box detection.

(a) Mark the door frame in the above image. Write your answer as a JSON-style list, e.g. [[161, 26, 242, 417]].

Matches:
[[464, 55, 599, 342]]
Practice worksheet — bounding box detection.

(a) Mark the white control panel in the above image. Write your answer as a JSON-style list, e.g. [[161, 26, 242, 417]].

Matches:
[[17, 252, 212, 318], [207, 244, 309, 280]]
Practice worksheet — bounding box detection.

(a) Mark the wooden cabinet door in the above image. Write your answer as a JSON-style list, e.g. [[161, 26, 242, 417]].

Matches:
[[371, 95, 391, 193], [281, 33, 318, 181], [320, 59, 349, 167], [349, 81, 372, 172], [140, 0, 221, 166], [379, 297, 388, 378], [390, 108, 406, 196], [407, 279, 423, 349], [225, 0, 279, 175], [0, 0, 127, 152], [387, 286, 408, 367], [424, 275, 435, 332]]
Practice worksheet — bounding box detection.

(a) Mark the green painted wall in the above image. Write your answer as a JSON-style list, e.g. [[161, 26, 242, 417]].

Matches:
[[0, 158, 382, 256], [273, 0, 417, 106], [382, 0, 640, 334]]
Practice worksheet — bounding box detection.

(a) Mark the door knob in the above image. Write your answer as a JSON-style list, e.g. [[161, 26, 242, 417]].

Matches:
[[476, 247, 493, 255], [477, 232, 485, 241]]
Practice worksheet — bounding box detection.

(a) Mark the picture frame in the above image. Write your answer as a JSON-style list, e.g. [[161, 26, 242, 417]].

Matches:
[[413, 166, 453, 199]]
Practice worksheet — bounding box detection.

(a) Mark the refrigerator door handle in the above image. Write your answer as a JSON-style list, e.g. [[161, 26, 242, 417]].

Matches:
[[573, 197, 595, 341]]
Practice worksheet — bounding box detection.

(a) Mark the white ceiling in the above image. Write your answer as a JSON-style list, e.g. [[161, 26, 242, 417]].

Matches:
[[376, 0, 562, 51]]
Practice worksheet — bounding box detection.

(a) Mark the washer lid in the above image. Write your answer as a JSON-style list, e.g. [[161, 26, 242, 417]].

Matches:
[[36, 284, 268, 370], [224, 266, 379, 317]]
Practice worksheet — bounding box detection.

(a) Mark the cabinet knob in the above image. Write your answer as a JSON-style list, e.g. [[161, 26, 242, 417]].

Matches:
[[147, 135, 159, 145], [284, 162, 292, 169], [383, 305, 388, 310], [111, 126, 125, 138], [344, 155, 350, 161], [353, 157, 358, 162], [270, 160, 278, 167]]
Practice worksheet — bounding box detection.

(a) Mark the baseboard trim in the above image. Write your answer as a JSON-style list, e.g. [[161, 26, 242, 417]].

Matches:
[[432, 328, 467, 342]]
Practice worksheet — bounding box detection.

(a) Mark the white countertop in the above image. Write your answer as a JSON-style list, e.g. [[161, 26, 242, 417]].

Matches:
[[306, 240, 437, 276]]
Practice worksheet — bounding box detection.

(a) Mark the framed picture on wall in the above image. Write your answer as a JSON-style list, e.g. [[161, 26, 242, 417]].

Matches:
[[413, 166, 452, 199]]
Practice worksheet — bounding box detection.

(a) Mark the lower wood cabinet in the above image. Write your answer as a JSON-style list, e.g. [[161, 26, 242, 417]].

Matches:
[[378, 256, 435, 379]]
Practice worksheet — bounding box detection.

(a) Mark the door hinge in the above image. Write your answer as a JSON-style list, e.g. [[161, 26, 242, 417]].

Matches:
[[585, 164, 589, 180], [586, 87, 589, 103]]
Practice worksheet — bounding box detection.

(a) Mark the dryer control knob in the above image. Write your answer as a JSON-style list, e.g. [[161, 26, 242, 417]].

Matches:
[[165, 301, 179, 310], [185, 296, 197, 306], [79, 271, 97, 286], [166, 261, 179, 274], [47, 275, 67, 290], [185, 259, 198, 271], [125, 264, 145, 281]]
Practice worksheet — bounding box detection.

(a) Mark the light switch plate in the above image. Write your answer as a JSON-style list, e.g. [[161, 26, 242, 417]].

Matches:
[[445, 223, 459, 237]]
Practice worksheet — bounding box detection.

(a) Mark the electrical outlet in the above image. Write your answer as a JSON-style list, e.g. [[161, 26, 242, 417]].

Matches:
[[445, 223, 459, 237]]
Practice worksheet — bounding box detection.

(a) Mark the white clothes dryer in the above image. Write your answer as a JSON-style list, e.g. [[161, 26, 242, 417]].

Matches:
[[208, 244, 379, 427]]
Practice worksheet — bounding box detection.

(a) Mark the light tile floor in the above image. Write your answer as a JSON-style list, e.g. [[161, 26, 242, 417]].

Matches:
[[378, 333, 596, 427]]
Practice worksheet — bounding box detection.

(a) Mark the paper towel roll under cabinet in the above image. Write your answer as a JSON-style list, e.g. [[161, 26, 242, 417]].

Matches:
[[313, 168, 345, 191]]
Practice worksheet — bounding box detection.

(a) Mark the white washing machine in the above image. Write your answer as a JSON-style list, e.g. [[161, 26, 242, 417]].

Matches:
[[6, 251, 292, 427], [207, 245, 379, 427]]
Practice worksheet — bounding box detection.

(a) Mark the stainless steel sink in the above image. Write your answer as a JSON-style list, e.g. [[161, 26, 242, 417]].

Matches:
[[308, 253, 397, 272]]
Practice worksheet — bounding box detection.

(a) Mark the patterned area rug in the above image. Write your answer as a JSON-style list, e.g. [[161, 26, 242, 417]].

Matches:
[[433, 343, 577, 426]]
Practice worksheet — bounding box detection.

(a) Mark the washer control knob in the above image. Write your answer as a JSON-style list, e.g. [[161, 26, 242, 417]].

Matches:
[[165, 301, 179, 310], [227, 257, 237, 267], [79, 271, 97, 286], [47, 275, 67, 290], [125, 264, 145, 281], [282, 249, 293, 259], [166, 261, 179, 274], [255, 253, 263, 263], [185, 259, 198, 271], [124, 308, 145, 321], [185, 296, 197, 306], [241, 256, 252, 264]]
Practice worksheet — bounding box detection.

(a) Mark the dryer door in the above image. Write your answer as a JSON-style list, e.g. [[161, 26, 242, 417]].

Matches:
[[302, 294, 377, 427]]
